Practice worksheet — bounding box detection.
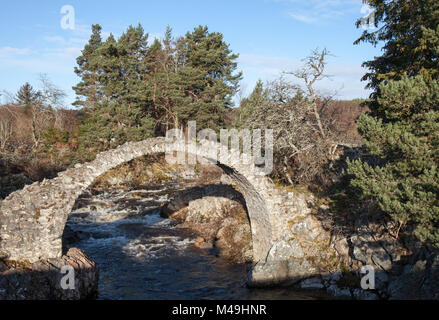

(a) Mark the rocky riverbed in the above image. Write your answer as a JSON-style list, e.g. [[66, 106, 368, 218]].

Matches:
[[61, 181, 328, 300]]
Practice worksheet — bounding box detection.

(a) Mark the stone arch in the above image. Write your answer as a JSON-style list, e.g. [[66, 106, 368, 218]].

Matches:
[[0, 137, 277, 264]]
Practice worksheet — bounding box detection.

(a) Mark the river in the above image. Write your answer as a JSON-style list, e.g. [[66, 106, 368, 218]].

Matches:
[[65, 183, 329, 300]]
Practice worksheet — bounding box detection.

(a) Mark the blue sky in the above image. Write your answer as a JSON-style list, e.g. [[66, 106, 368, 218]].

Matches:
[[0, 0, 381, 107]]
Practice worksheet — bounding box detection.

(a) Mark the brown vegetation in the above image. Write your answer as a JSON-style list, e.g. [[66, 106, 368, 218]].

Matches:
[[318, 99, 368, 147], [0, 103, 80, 198]]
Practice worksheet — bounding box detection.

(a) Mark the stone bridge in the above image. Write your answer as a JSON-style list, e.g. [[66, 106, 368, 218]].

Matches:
[[0, 137, 292, 266], [3, 138, 438, 299]]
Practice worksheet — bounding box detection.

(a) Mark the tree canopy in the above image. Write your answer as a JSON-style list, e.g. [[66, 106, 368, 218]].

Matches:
[[356, 0, 439, 94], [73, 24, 242, 158], [350, 0, 439, 246]]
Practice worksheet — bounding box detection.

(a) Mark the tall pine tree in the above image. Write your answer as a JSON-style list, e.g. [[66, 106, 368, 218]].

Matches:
[[356, 0, 439, 94], [175, 25, 242, 131], [348, 76, 439, 246], [349, 0, 439, 246], [77, 25, 155, 157], [73, 24, 103, 110]]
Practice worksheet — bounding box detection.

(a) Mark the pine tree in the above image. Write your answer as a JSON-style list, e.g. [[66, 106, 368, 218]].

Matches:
[[348, 76, 439, 246], [144, 25, 243, 133], [77, 26, 155, 157], [143, 27, 186, 134], [74, 24, 242, 157], [175, 25, 242, 131], [73, 24, 103, 110], [235, 79, 267, 127], [349, 0, 439, 246], [15, 82, 40, 110], [356, 0, 439, 94]]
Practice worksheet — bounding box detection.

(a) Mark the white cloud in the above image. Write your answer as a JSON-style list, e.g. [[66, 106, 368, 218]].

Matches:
[[70, 23, 93, 39], [288, 13, 318, 24], [275, 0, 361, 24], [0, 43, 79, 75], [43, 47, 83, 62], [0, 46, 31, 57], [43, 36, 66, 44], [43, 36, 86, 46]]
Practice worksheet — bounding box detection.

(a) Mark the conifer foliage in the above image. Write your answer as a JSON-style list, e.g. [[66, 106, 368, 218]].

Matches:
[[349, 0, 439, 246], [73, 24, 241, 158], [15, 82, 40, 110], [355, 0, 439, 92]]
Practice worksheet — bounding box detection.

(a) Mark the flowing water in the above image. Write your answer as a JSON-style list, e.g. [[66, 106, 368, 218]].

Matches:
[[65, 184, 328, 300]]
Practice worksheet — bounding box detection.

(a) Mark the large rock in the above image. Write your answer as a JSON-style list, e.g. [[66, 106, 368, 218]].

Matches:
[[0, 248, 98, 300], [267, 238, 304, 260], [215, 217, 253, 262], [168, 193, 253, 263], [300, 277, 325, 290], [248, 258, 318, 287], [387, 258, 439, 300], [351, 234, 393, 271], [161, 183, 245, 218]]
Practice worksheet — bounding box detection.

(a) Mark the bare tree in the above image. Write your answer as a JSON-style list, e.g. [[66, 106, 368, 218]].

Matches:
[[29, 102, 54, 149], [286, 48, 333, 139], [14, 75, 67, 150], [0, 112, 13, 151], [0, 90, 21, 121], [243, 48, 339, 185], [38, 74, 66, 109]]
